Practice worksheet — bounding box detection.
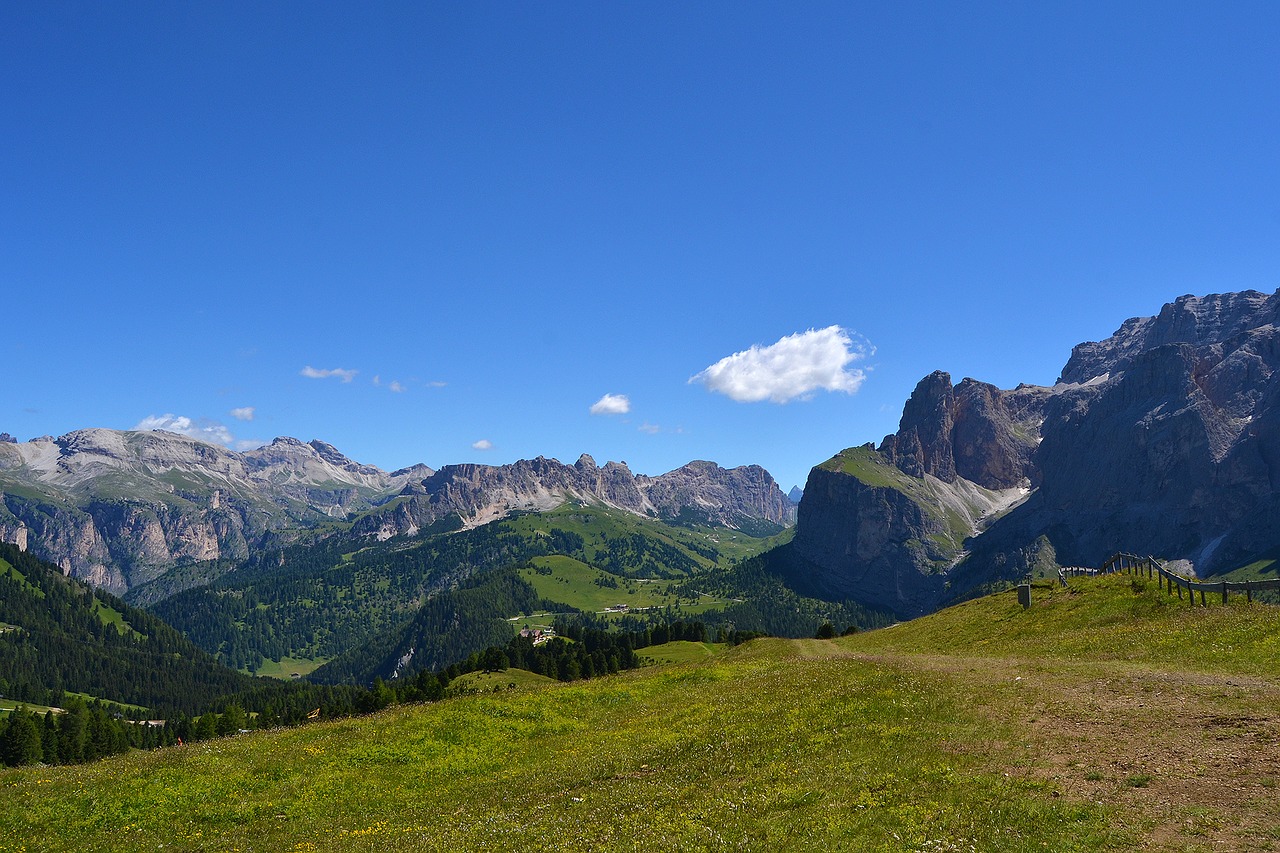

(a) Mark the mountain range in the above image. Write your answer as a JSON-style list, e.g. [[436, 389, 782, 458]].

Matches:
[[0, 431, 793, 595], [4, 287, 1277, 660]]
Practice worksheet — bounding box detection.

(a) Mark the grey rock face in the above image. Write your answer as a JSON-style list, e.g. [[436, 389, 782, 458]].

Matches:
[[789, 465, 948, 615], [1058, 290, 1280, 385], [788, 288, 1280, 615], [879, 373, 1047, 490], [1013, 290, 1280, 572]]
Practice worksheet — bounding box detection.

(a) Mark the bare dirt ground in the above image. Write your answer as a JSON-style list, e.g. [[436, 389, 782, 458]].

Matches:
[[870, 653, 1280, 852]]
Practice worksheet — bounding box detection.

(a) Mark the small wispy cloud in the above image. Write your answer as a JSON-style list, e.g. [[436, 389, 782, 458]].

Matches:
[[472, 439, 494, 451], [134, 414, 264, 452], [230, 407, 255, 421], [301, 365, 357, 382], [638, 422, 661, 435], [690, 326, 871, 404], [373, 375, 409, 393], [589, 393, 631, 416], [427, 381, 447, 388]]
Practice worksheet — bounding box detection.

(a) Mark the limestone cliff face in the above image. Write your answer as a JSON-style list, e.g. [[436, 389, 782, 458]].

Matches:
[[788, 464, 948, 615], [353, 455, 795, 541], [996, 290, 1280, 573], [638, 460, 796, 529], [878, 372, 1048, 489], [786, 288, 1280, 616], [786, 445, 1026, 617], [0, 429, 430, 593]]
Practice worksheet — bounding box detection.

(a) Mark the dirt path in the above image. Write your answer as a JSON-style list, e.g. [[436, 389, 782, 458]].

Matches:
[[863, 652, 1280, 851]]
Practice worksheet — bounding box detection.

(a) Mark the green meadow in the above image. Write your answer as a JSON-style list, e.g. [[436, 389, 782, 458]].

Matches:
[[519, 555, 676, 612], [3, 573, 1279, 851], [250, 656, 331, 681], [638, 639, 728, 665], [447, 667, 559, 695], [517, 554, 736, 620]]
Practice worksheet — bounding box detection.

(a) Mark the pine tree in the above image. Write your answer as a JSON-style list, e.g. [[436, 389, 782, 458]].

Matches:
[[41, 711, 59, 764], [1, 709, 44, 767]]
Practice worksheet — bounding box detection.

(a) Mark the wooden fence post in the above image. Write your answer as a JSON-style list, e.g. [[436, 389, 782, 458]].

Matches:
[[1246, 582, 1253, 603], [1200, 589, 1206, 606], [1222, 582, 1229, 605]]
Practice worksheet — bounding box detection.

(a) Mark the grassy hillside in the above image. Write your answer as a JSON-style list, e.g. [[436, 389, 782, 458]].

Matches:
[[5, 571, 1278, 850]]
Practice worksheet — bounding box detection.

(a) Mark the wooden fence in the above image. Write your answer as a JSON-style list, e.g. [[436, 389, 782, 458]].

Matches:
[[1100, 552, 1280, 606]]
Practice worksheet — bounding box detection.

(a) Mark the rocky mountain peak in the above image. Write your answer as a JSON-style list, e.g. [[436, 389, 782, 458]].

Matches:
[[880, 370, 958, 482], [306, 439, 384, 477], [1058, 289, 1280, 385], [389, 463, 435, 480], [877, 372, 1045, 490]]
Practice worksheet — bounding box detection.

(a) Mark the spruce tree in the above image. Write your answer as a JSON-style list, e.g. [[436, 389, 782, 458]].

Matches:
[[2, 709, 44, 766]]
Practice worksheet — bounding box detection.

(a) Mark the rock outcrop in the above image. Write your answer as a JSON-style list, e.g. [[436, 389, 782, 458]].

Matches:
[[787, 444, 1027, 617], [786, 288, 1280, 617], [878, 372, 1049, 489]]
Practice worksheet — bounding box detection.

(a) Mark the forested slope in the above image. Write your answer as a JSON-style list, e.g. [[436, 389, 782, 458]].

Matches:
[[0, 543, 254, 714]]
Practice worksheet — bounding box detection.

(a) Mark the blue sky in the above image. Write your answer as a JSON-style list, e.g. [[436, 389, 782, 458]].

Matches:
[[4, 2, 1278, 491]]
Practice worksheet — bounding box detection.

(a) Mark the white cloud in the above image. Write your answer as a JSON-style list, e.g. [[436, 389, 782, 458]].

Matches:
[[230, 406, 255, 421], [690, 326, 871, 403], [373, 375, 408, 392], [133, 413, 266, 451], [589, 393, 631, 416], [427, 381, 447, 388], [301, 365, 357, 382], [472, 439, 494, 451], [638, 422, 661, 435]]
